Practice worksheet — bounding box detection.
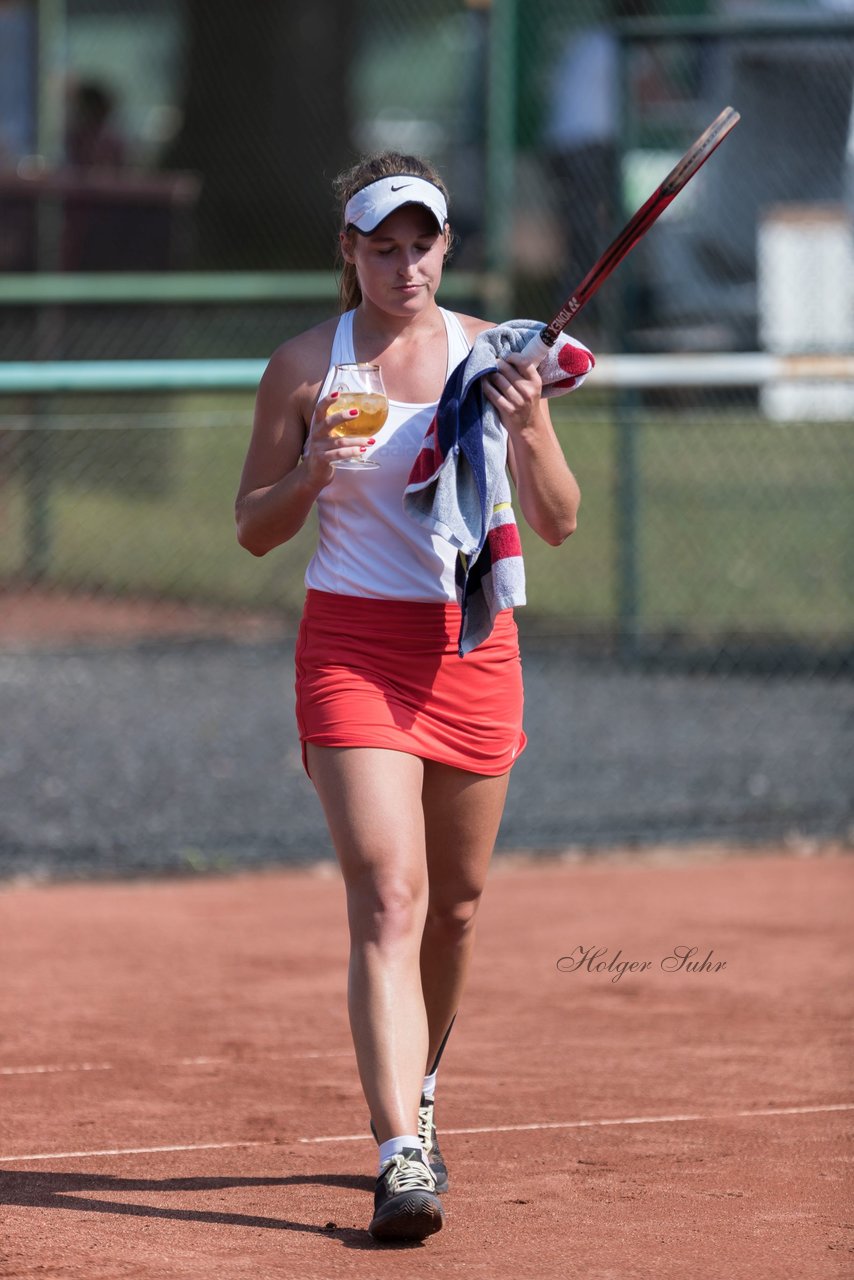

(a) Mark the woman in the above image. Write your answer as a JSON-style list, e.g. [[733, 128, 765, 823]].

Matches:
[[235, 152, 583, 1244]]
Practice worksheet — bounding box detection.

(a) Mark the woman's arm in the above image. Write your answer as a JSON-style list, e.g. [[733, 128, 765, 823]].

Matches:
[[483, 353, 581, 547], [234, 336, 374, 557]]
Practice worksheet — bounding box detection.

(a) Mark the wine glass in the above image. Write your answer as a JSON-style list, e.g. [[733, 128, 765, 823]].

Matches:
[[326, 363, 389, 470]]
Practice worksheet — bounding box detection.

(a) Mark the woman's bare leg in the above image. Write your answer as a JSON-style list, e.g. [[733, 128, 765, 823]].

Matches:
[[306, 743, 429, 1144], [419, 762, 511, 1071]]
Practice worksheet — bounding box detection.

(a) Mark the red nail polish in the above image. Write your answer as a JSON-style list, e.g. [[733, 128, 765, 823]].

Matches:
[[359, 446, 367, 452], [367, 438, 376, 445], [348, 409, 359, 417], [330, 390, 339, 399]]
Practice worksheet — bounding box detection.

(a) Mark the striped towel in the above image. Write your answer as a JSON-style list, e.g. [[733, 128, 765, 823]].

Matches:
[[404, 320, 594, 655]]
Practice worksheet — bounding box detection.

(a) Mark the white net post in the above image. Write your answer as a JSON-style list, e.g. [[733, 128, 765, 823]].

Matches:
[[757, 203, 854, 420]]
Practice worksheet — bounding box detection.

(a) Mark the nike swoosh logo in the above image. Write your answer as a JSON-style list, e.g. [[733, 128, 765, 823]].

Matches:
[[390, 183, 412, 192]]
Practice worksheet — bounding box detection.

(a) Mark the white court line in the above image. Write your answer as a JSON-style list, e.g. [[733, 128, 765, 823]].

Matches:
[[2, 1104, 849, 1165], [299, 1102, 854, 1144], [0, 1050, 352, 1077], [0, 1141, 266, 1164], [0, 1062, 115, 1077]]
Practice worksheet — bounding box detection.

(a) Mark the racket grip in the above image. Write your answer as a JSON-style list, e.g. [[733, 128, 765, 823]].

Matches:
[[517, 331, 553, 371]]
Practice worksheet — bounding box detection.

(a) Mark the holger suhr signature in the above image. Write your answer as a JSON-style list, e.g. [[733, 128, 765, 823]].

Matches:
[[557, 945, 727, 983]]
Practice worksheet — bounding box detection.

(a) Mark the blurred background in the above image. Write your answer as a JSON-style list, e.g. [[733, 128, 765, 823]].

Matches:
[[1, 0, 852, 877]]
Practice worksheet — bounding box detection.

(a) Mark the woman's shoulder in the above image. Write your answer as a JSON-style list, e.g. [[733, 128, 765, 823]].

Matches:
[[263, 315, 340, 388], [449, 311, 497, 346]]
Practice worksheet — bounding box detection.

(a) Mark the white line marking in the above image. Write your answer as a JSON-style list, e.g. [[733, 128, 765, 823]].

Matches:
[[0, 1050, 352, 1077], [2, 1103, 849, 1164], [734, 1104, 854, 1118], [294, 1051, 354, 1060], [0, 1063, 115, 1077], [0, 1141, 266, 1164], [299, 1102, 854, 1144]]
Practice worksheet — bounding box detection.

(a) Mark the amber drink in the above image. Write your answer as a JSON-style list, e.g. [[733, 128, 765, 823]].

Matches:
[[329, 393, 389, 437], [326, 363, 388, 469]]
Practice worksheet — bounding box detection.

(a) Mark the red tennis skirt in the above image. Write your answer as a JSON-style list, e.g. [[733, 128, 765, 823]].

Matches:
[[294, 589, 526, 777]]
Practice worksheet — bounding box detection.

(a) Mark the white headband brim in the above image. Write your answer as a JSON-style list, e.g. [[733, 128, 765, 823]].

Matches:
[[344, 176, 448, 234]]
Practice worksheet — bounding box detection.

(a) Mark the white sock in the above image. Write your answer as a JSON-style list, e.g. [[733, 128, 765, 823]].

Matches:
[[378, 1135, 421, 1172], [422, 1070, 437, 1101]]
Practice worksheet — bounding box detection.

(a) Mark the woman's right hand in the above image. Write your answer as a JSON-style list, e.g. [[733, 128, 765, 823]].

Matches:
[[303, 390, 375, 487]]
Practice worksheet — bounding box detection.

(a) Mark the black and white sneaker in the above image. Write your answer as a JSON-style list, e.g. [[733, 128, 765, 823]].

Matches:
[[369, 1093, 449, 1194], [418, 1094, 449, 1194], [368, 1147, 444, 1243]]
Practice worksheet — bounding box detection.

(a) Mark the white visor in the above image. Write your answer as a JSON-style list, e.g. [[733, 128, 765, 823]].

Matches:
[[344, 175, 448, 235]]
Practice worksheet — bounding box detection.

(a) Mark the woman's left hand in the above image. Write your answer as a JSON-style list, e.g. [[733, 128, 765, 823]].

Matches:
[[481, 354, 543, 437]]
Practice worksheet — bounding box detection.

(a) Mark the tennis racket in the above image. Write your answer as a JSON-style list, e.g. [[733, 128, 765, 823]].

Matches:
[[519, 106, 741, 368]]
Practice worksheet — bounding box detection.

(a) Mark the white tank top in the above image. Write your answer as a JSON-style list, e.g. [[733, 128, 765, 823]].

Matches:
[[304, 307, 472, 602]]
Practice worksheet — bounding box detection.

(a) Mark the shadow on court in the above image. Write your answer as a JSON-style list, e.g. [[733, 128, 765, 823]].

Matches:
[[0, 1168, 375, 1239]]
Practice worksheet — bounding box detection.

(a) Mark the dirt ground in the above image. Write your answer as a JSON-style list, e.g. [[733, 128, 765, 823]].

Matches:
[[1, 847, 851, 1279], [0, 589, 287, 648]]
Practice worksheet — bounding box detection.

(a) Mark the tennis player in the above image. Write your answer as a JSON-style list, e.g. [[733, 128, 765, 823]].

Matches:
[[235, 152, 582, 1244]]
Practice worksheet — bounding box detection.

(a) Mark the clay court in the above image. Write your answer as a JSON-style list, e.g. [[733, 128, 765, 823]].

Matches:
[[1, 846, 851, 1279]]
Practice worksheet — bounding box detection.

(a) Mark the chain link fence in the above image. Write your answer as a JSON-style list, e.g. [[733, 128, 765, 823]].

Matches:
[[1, 0, 852, 872]]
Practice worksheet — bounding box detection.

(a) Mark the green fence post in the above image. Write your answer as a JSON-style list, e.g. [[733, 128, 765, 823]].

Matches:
[[21, 419, 53, 584], [483, 0, 517, 318], [615, 389, 641, 660], [24, 0, 67, 583], [614, 22, 641, 661]]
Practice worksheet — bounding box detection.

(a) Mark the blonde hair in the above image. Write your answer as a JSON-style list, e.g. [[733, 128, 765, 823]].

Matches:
[[332, 152, 451, 313]]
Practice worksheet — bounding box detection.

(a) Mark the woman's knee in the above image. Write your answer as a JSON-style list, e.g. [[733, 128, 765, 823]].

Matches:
[[346, 874, 427, 947], [424, 891, 483, 944]]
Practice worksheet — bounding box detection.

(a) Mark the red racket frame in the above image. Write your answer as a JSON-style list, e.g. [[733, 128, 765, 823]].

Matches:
[[519, 106, 741, 366]]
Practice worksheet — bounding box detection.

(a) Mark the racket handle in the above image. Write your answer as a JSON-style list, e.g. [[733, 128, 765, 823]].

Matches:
[[517, 331, 553, 371]]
